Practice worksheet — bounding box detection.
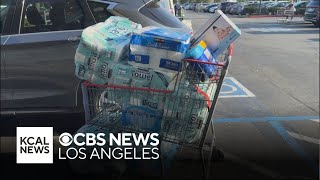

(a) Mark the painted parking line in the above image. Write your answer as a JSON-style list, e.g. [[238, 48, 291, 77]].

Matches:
[[287, 131, 320, 145], [248, 28, 295, 32], [270, 121, 318, 174], [220, 77, 255, 98], [310, 119, 319, 122]]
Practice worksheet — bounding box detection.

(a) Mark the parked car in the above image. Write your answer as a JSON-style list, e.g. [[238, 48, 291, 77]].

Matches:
[[220, 2, 237, 13], [293, 1, 308, 15], [304, 0, 320, 26], [181, 2, 189, 9], [208, 4, 221, 13], [184, 3, 195, 10], [0, 0, 189, 114], [225, 3, 239, 14], [261, 1, 274, 6], [204, 3, 219, 12], [246, 1, 257, 4], [205, 3, 220, 13], [199, 3, 211, 12], [238, 3, 269, 15], [184, 4, 190, 10], [230, 3, 243, 14], [268, 1, 291, 14], [232, 3, 244, 15], [266, 1, 289, 10]]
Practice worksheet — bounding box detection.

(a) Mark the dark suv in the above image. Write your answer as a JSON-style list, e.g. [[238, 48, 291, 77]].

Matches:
[[0, 0, 187, 115], [304, 0, 320, 26], [220, 2, 237, 13]]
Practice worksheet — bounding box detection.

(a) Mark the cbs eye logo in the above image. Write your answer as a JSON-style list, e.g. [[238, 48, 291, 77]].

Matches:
[[59, 133, 73, 146]]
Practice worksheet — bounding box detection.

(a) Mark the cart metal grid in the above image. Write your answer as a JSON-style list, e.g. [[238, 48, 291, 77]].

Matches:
[[81, 44, 234, 179]]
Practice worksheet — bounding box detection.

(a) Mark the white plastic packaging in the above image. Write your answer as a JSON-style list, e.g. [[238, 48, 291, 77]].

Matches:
[[129, 26, 191, 73]]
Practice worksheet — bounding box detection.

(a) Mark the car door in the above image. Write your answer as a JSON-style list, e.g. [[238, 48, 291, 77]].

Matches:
[[4, 0, 95, 110], [1, 0, 16, 110]]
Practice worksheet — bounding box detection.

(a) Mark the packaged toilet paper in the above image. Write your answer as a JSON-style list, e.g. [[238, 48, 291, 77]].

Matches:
[[162, 83, 216, 143], [129, 26, 191, 73], [120, 103, 163, 132], [185, 40, 217, 78], [74, 16, 142, 83]]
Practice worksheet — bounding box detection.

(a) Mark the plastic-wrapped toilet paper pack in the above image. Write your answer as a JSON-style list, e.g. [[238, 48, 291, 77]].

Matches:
[[162, 83, 216, 143], [96, 63, 173, 110], [129, 26, 191, 73], [76, 16, 141, 65], [185, 40, 217, 78], [75, 57, 115, 84], [75, 16, 142, 82], [120, 103, 163, 132], [80, 95, 163, 139]]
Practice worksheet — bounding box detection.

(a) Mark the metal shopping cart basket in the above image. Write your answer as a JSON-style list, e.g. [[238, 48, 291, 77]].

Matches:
[[81, 44, 234, 179]]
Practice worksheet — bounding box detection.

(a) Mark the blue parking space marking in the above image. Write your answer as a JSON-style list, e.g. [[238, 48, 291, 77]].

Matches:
[[270, 121, 319, 175], [220, 77, 255, 98]]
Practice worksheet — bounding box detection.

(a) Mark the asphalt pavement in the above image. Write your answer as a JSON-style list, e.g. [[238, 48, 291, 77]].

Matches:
[[0, 11, 319, 180]]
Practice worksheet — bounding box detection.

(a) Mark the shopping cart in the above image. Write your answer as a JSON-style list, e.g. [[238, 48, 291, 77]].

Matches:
[[81, 44, 234, 179]]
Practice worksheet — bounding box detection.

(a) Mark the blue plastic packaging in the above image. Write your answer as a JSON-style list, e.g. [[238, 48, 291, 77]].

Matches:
[[185, 40, 217, 77]]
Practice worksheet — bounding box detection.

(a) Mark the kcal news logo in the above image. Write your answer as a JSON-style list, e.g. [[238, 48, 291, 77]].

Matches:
[[16, 127, 53, 164]]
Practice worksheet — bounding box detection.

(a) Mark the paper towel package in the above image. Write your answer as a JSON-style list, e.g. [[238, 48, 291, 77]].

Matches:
[[190, 10, 241, 57], [129, 26, 191, 73], [74, 16, 142, 83], [109, 63, 172, 89]]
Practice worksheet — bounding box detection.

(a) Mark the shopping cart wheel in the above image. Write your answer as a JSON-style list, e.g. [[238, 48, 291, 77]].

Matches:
[[211, 148, 224, 161]]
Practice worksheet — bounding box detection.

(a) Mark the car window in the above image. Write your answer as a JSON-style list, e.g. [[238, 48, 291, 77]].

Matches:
[[307, 0, 320, 6], [0, 0, 11, 35], [20, 0, 88, 34], [87, 1, 114, 23]]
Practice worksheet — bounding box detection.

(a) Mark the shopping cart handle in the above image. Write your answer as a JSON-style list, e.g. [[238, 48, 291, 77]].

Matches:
[[183, 59, 225, 66], [82, 81, 173, 93]]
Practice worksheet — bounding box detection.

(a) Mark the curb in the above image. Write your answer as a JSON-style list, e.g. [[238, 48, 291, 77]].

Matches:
[[248, 15, 304, 18]]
